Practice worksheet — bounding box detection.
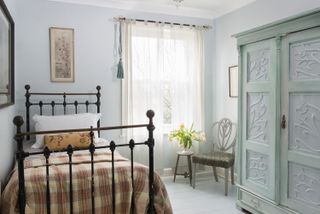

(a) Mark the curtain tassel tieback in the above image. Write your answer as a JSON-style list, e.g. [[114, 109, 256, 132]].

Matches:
[[117, 21, 124, 79], [117, 58, 124, 79]]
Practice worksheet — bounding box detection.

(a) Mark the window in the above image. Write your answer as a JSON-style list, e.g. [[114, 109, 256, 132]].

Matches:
[[121, 21, 204, 170]]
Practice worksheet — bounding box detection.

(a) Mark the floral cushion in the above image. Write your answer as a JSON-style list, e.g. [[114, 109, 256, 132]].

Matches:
[[44, 132, 93, 151]]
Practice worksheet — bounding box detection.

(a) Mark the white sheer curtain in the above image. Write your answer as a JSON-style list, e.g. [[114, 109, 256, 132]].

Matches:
[[121, 20, 204, 173]]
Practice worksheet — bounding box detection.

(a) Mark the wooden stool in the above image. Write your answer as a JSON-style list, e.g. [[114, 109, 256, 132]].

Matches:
[[173, 151, 193, 185]]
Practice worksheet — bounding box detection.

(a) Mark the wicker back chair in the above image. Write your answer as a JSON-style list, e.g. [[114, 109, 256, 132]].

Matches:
[[192, 118, 237, 196]]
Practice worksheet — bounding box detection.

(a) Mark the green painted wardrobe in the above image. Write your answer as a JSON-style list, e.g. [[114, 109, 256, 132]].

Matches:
[[235, 9, 320, 214]]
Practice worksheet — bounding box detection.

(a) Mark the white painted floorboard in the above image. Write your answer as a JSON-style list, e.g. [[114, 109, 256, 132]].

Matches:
[[162, 175, 245, 214]]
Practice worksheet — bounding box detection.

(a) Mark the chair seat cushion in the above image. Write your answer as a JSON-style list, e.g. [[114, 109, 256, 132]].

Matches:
[[192, 152, 234, 168]]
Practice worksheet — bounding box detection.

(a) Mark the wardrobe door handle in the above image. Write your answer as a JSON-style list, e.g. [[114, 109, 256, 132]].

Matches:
[[281, 115, 286, 129]]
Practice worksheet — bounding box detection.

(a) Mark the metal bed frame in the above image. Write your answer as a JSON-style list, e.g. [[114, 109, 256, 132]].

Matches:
[[13, 85, 156, 214]]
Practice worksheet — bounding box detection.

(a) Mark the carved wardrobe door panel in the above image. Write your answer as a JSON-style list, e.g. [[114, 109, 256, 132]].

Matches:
[[280, 27, 320, 214], [241, 38, 277, 200]]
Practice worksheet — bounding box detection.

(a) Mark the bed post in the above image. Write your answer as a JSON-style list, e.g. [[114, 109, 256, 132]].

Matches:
[[96, 85, 101, 137], [25, 85, 31, 140], [13, 116, 26, 214], [146, 110, 155, 214]]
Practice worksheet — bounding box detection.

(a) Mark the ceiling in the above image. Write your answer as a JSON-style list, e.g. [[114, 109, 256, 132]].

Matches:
[[49, 0, 256, 19]]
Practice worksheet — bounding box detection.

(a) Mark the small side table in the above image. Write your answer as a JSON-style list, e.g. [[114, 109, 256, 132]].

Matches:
[[173, 151, 194, 185]]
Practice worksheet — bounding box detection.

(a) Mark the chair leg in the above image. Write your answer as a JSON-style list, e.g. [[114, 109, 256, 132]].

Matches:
[[173, 155, 180, 182], [187, 156, 192, 186], [231, 166, 235, 185], [213, 166, 219, 182], [192, 162, 196, 189], [224, 168, 229, 196]]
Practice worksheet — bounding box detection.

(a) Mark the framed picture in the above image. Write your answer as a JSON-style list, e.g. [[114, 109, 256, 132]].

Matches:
[[0, 1, 14, 109], [50, 27, 74, 82], [228, 65, 238, 98]]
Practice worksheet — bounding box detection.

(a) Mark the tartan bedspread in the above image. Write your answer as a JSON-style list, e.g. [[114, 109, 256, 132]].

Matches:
[[1, 151, 172, 214]]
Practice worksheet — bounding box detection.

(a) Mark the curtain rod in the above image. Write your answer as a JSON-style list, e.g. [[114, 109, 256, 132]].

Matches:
[[113, 17, 212, 30]]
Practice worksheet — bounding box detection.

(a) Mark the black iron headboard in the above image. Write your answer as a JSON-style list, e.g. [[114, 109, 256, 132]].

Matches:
[[24, 84, 101, 140]]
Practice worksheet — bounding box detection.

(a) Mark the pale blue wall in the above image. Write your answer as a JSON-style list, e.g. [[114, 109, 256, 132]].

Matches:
[[0, 0, 17, 184], [213, 0, 320, 123]]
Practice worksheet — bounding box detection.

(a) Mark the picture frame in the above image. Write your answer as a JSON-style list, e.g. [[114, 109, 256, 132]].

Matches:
[[0, 0, 14, 109], [228, 65, 238, 98], [49, 27, 74, 82]]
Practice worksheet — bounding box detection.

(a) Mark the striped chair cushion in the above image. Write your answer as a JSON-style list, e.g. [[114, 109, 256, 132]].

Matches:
[[192, 152, 234, 168]]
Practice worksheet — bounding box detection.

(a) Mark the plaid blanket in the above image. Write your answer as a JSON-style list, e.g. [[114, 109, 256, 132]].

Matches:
[[1, 151, 172, 214]]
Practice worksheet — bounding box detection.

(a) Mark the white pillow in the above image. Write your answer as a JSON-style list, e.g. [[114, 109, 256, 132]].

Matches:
[[94, 137, 109, 146], [32, 113, 101, 149]]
